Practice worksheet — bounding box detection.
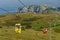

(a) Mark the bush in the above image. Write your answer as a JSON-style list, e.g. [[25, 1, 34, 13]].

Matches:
[[0, 26, 2, 28], [32, 24, 44, 31], [56, 24, 60, 26], [54, 26, 60, 33], [21, 26, 25, 31], [26, 24, 32, 29], [5, 21, 16, 26], [51, 23, 56, 27]]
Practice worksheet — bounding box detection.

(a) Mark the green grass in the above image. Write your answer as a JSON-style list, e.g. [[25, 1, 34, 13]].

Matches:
[[0, 12, 60, 40], [0, 26, 60, 40]]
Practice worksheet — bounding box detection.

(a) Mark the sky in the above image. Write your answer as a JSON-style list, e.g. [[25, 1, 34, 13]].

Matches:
[[0, 0, 60, 7], [0, 0, 60, 14]]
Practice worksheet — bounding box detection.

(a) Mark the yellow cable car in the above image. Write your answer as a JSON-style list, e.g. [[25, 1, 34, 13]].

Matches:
[[15, 23, 22, 34]]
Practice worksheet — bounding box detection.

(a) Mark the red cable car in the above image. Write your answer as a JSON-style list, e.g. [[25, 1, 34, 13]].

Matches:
[[43, 28, 48, 34]]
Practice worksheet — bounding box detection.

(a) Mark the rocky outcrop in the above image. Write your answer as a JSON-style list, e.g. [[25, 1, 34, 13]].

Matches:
[[17, 5, 58, 13]]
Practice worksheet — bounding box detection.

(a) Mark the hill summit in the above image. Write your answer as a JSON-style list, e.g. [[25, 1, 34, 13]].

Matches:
[[17, 4, 59, 13]]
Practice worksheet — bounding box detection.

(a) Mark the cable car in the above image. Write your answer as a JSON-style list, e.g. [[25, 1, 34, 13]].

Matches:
[[43, 28, 48, 34], [15, 23, 22, 34]]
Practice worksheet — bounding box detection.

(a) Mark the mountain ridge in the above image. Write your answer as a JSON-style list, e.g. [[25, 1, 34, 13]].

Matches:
[[17, 5, 60, 13]]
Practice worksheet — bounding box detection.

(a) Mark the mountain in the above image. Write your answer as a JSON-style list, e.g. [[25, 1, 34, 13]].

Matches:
[[17, 5, 58, 13], [57, 7, 60, 11], [42, 6, 57, 13]]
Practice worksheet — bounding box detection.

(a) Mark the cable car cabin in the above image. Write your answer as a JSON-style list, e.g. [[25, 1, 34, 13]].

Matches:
[[43, 28, 48, 34], [15, 23, 22, 34], [15, 24, 21, 28]]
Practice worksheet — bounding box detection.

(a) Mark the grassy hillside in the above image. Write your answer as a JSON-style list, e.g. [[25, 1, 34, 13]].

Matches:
[[0, 12, 60, 40]]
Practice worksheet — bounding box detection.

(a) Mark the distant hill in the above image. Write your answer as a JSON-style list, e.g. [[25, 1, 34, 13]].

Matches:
[[17, 5, 58, 13], [57, 7, 60, 11]]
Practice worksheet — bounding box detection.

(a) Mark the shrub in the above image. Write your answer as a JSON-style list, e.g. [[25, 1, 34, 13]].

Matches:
[[32, 24, 44, 31], [54, 26, 60, 33], [21, 26, 26, 31], [0, 26, 2, 28], [21, 21, 32, 30], [26, 24, 32, 29]]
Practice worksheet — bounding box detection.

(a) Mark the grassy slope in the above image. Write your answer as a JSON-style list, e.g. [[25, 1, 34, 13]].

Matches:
[[0, 27, 60, 40], [0, 12, 60, 40]]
